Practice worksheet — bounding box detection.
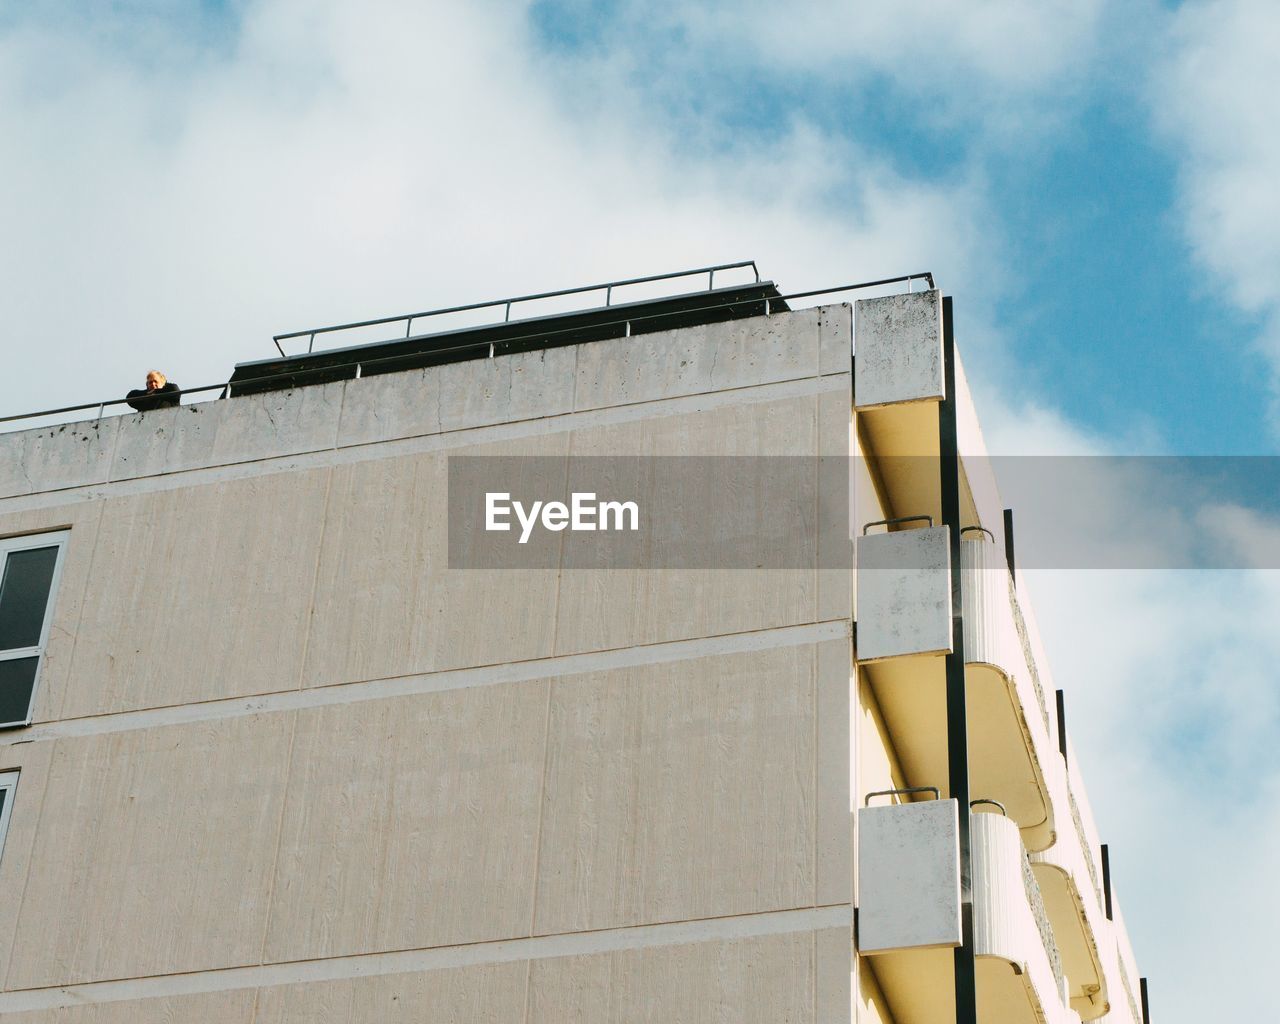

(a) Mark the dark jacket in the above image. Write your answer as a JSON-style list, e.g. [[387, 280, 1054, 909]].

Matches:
[[125, 381, 181, 412]]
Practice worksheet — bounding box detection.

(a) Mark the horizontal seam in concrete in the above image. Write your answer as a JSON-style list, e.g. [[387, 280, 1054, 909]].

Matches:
[[0, 373, 849, 516], [1, 620, 850, 746], [0, 905, 853, 1012]]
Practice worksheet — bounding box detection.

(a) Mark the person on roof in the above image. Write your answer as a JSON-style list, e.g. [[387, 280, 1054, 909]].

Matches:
[[125, 370, 181, 412]]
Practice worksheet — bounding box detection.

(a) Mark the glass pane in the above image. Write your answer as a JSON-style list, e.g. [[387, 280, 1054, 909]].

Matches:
[[0, 657, 39, 726], [0, 546, 59, 650], [0, 787, 6, 818]]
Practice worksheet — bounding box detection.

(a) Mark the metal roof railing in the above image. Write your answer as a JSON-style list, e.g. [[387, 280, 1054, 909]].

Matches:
[[271, 260, 764, 357], [0, 269, 935, 431]]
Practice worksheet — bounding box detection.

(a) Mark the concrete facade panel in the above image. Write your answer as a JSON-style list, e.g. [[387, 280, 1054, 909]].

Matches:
[[0, 743, 55, 992], [552, 393, 824, 655], [815, 638, 852, 908], [853, 290, 944, 409], [526, 931, 817, 1024], [855, 527, 952, 662], [108, 385, 344, 481], [817, 386, 854, 624], [5, 713, 294, 988], [252, 961, 528, 1024], [58, 468, 331, 718], [572, 308, 824, 412], [816, 926, 854, 1024], [567, 385, 824, 458], [301, 436, 565, 689], [817, 303, 852, 377], [856, 798, 962, 953], [262, 681, 548, 961], [0, 420, 119, 501], [533, 646, 815, 935], [0, 990, 258, 1024], [551, 565, 818, 675], [336, 347, 579, 448]]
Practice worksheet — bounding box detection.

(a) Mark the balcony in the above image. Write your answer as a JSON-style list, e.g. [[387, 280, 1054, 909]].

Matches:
[[855, 530, 1060, 852], [1030, 737, 1111, 1019], [855, 522, 953, 663], [856, 800, 1079, 1024], [854, 289, 945, 528], [972, 809, 1079, 1024], [960, 533, 1060, 851]]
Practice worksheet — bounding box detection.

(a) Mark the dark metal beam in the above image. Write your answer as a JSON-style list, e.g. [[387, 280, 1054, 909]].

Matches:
[[941, 296, 978, 1024], [1056, 689, 1069, 768], [1101, 843, 1114, 920], [1003, 507, 1017, 584], [1140, 977, 1151, 1023]]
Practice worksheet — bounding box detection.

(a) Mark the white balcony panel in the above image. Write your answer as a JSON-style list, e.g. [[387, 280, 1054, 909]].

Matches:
[[856, 527, 952, 663], [854, 289, 945, 410], [857, 799, 962, 953], [973, 812, 1079, 1024], [960, 535, 1059, 849], [1030, 748, 1109, 1019], [960, 534, 1015, 668], [864, 810, 1083, 1024]]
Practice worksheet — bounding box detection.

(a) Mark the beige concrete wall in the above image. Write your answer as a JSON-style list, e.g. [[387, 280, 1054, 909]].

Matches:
[[2, 318, 853, 721], [5, 713, 294, 988], [0, 928, 851, 1023], [0, 991, 259, 1024], [0, 306, 848, 501], [0, 642, 840, 988], [0, 306, 854, 1020]]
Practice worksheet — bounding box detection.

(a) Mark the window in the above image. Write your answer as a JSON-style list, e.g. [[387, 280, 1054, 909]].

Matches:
[[0, 771, 16, 862], [0, 532, 68, 729]]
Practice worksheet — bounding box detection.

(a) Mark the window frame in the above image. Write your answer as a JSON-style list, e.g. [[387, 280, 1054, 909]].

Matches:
[[0, 530, 70, 729], [0, 770, 17, 863]]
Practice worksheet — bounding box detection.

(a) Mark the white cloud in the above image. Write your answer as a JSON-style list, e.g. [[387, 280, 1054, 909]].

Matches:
[[1156, 0, 1280, 420], [982, 392, 1280, 1019], [0, 0, 992, 422], [701, 0, 1106, 89], [1, 2, 1271, 1020], [579, 0, 1114, 140], [1024, 563, 1280, 1021]]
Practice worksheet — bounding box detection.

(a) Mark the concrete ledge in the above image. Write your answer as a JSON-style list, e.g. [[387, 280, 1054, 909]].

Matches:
[[0, 418, 118, 500], [857, 798, 962, 953], [854, 289, 944, 409], [818, 303, 852, 376], [2, 308, 851, 497], [337, 347, 578, 448], [855, 526, 953, 662], [573, 307, 826, 411], [109, 384, 345, 481]]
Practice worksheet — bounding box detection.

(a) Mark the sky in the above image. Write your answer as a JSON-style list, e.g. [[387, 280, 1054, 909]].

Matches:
[[2, 1, 1279, 1019]]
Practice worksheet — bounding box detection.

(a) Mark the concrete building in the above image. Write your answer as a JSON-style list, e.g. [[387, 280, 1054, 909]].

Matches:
[[0, 265, 1147, 1023]]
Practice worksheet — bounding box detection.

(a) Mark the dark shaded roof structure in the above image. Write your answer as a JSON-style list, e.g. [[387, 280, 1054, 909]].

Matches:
[[228, 275, 788, 397]]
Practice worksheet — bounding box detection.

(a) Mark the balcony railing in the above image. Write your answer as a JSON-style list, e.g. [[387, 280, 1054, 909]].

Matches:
[[858, 801, 1079, 1024], [959, 535, 1059, 848], [1022, 843, 1067, 998], [1068, 785, 1104, 910], [1008, 575, 1053, 737], [2, 268, 934, 432]]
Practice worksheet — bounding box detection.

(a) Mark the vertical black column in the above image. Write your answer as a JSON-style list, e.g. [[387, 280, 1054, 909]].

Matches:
[[940, 296, 978, 1024], [1140, 977, 1151, 1023], [1101, 844, 1114, 920], [1003, 507, 1017, 584], [1056, 689, 1069, 767]]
